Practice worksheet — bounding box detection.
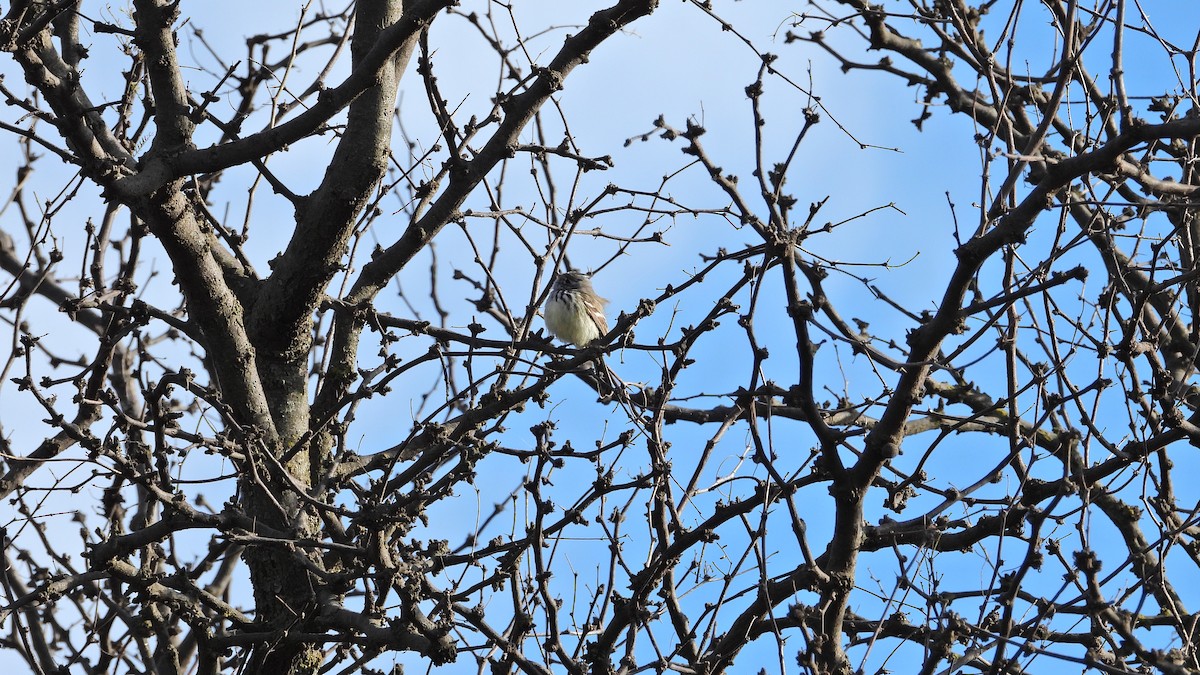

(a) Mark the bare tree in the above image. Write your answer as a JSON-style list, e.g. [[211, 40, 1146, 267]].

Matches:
[[2, 0, 1200, 673]]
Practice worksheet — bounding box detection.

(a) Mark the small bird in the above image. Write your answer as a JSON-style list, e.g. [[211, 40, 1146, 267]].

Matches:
[[544, 270, 609, 346], [545, 271, 648, 426]]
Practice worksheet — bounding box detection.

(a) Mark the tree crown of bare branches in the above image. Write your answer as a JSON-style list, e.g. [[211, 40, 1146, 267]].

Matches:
[[2, 1, 1200, 674]]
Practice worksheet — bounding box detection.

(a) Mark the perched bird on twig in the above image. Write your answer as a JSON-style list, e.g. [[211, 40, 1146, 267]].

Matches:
[[544, 270, 609, 346]]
